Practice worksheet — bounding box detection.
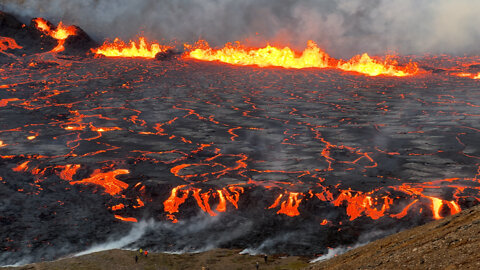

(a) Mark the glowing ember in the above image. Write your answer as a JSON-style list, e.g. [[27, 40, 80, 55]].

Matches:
[[33, 18, 76, 52], [186, 40, 419, 76], [92, 37, 173, 58]]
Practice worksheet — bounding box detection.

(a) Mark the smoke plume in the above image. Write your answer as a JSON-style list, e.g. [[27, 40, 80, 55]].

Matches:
[[1, 0, 479, 57]]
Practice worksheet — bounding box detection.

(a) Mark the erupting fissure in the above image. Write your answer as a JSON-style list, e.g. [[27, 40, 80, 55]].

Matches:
[[185, 40, 419, 77], [92, 37, 173, 58], [33, 18, 76, 53]]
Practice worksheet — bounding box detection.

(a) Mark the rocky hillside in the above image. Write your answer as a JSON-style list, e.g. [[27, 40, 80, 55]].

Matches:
[[307, 204, 480, 269]]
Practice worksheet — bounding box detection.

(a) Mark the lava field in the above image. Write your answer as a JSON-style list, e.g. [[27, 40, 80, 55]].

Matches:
[[1, 11, 480, 265]]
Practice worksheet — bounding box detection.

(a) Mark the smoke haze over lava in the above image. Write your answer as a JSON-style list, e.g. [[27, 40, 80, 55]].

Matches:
[[1, 0, 480, 57], [1, 4, 480, 267]]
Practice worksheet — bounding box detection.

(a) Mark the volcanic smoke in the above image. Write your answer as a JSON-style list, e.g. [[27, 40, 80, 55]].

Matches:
[[1, 3, 480, 266]]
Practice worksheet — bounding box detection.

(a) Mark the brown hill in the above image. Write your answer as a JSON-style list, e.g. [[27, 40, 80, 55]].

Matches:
[[306, 204, 480, 270]]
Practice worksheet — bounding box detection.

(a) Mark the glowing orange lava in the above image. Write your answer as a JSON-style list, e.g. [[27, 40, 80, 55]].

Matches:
[[70, 169, 129, 195], [92, 37, 173, 58], [33, 18, 76, 53], [269, 192, 303, 217], [186, 40, 419, 77], [338, 53, 419, 77], [114, 215, 137, 222], [0, 37, 22, 51], [454, 72, 480, 79], [163, 185, 189, 214]]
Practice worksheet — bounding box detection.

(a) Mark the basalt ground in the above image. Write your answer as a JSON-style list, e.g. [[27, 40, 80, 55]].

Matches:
[[1, 54, 480, 265]]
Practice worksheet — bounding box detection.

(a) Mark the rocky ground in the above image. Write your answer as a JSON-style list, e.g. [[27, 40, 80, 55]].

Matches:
[[4, 249, 309, 270]]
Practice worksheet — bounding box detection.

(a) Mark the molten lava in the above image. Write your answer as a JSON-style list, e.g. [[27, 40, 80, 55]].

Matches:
[[187, 40, 330, 69], [454, 72, 480, 79], [33, 18, 76, 53], [69, 169, 130, 195], [0, 37, 22, 52], [338, 53, 419, 77], [186, 40, 419, 76], [92, 37, 173, 58]]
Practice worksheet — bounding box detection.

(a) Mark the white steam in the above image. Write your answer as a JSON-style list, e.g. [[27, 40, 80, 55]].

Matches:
[[1, 0, 480, 57], [74, 219, 154, 257]]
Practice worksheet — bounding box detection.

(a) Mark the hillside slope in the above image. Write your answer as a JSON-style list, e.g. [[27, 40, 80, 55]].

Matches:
[[307, 204, 480, 269]]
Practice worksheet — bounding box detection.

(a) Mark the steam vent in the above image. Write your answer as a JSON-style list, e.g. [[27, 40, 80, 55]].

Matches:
[[1, 1, 480, 267]]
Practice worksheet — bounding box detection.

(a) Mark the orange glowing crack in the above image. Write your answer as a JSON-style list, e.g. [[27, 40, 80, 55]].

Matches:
[[390, 199, 419, 219], [0, 37, 22, 51], [70, 169, 129, 195], [111, 203, 125, 211], [0, 98, 20, 107], [12, 161, 30, 172], [114, 215, 137, 222]]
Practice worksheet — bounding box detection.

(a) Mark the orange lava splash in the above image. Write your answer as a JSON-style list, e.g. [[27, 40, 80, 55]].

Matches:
[[186, 40, 419, 77], [33, 18, 76, 53], [92, 37, 173, 58]]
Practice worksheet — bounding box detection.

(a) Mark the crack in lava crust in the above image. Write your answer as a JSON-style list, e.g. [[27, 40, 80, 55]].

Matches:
[[1, 56, 480, 264]]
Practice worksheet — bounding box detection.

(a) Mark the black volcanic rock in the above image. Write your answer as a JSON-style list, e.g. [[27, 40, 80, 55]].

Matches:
[[63, 25, 98, 55], [1, 11, 97, 56], [155, 49, 176, 61]]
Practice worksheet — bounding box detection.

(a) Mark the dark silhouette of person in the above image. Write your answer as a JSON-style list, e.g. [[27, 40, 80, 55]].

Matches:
[[256, 261, 259, 270], [264, 254, 268, 263]]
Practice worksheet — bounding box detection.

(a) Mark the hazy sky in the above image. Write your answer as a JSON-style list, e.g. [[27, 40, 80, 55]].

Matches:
[[2, 0, 479, 57]]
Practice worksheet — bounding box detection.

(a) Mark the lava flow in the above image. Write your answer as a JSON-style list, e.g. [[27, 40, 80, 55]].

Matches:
[[92, 37, 173, 58], [33, 18, 76, 52], [186, 40, 419, 77], [0, 36, 22, 52], [2, 11, 480, 266]]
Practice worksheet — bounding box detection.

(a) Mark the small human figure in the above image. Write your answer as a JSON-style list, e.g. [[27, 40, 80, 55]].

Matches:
[[144, 250, 148, 257], [264, 254, 268, 263], [139, 248, 143, 254], [256, 261, 259, 270], [135, 255, 138, 263]]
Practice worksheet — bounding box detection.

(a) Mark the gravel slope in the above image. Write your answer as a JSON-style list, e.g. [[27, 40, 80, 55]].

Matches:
[[306, 204, 480, 270]]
